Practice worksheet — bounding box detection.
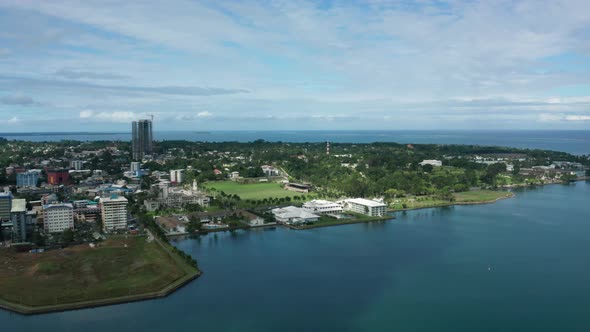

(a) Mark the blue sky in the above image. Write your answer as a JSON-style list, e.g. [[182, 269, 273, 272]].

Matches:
[[0, 0, 589, 131]]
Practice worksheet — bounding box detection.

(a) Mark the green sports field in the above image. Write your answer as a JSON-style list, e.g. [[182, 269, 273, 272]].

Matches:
[[203, 181, 305, 200]]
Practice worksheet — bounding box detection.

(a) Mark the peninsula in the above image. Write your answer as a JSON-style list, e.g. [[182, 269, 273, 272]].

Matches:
[[0, 134, 588, 314]]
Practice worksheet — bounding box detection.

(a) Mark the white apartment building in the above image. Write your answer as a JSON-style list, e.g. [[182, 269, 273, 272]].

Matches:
[[130, 161, 141, 173], [43, 203, 74, 233], [170, 169, 185, 183], [343, 198, 387, 217], [70, 160, 84, 170], [302, 199, 343, 215], [100, 195, 128, 232]]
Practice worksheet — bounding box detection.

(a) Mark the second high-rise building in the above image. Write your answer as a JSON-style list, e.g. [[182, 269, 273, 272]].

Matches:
[[132, 119, 153, 160]]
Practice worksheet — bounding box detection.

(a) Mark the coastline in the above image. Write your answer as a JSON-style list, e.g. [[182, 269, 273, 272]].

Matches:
[[388, 191, 515, 213], [287, 215, 394, 230], [0, 272, 201, 315], [0, 234, 201, 316], [1, 182, 584, 315]]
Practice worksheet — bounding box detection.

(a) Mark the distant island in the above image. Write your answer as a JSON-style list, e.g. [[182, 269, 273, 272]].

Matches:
[[0, 136, 588, 314]]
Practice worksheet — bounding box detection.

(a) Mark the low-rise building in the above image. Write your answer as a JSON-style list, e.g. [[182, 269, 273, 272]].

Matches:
[[100, 195, 128, 232], [46, 169, 71, 185], [16, 171, 40, 188], [70, 160, 84, 170], [343, 198, 387, 217], [419, 160, 443, 167], [272, 206, 319, 224], [285, 183, 312, 193], [43, 203, 74, 233], [240, 211, 265, 227], [170, 169, 185, 183], [302, 199, 343, 215]]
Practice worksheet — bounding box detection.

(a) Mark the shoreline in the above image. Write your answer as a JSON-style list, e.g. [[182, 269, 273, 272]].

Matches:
[[287, 215, 394, 230], [0, 234, 201, 316], [0, 272, 201, 316], [388, 192, 515, 213], [2, 182, 584, 315]]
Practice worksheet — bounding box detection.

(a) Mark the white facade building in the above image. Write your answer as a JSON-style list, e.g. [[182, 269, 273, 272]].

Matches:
[[100, 195, 128, 232], [272, 206, 319, 224], [302, 199, 343, 215], [70, 160, 84, 170], [43, 203, 74, 233], [130, 162, 141, 173], [343, 198, 387, 217], [419, 160, 443, 167], [170, 169, 185, 183]]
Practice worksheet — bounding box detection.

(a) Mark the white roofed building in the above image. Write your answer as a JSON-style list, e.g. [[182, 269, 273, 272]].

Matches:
[[302, 199, 343, 215], [343, 198, 387, 217], [272, 206, 319, 224], [419, 160, 443, 167]]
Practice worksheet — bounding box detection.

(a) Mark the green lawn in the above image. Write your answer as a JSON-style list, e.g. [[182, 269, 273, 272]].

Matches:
[[203, 181, 305, 200], [0, 236, 190, 307], [390, 190, 513, 210], [454, 190, 513, 202]]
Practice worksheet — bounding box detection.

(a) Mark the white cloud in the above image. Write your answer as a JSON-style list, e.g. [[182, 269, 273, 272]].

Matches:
[[564, 115, 590, 121], [197, 111, 212, 118], [79, 109, 93, 118], [539, 113, 590, 122], [79, 110, 145, 123], [0, 0, 589, 130]]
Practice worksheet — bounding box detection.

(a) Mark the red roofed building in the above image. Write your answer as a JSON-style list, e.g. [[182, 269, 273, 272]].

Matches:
[[47, 169, 71, 185]]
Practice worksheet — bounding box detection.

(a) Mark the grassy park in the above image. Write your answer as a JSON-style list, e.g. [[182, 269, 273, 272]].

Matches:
[[203, 181, 305, 200], [0, 235, 197, 311]]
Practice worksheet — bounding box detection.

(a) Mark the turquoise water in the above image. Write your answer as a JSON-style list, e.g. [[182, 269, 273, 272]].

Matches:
[[2, 182, 590, 331], [1, 130, 589, 155]]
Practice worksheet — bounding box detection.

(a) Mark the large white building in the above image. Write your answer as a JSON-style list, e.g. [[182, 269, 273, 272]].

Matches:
[[144, 179, 209, 211], [170, 169, 185, 183], [419, 160, 443, 167], [343, 198, 387, 217], [302, 199, 343, 215], [130, 161, 141, 173], [272, 206, 319, 224], [43, 203, 74, 233], [70, 160, 84, 170], [100, 195, 128, 232]]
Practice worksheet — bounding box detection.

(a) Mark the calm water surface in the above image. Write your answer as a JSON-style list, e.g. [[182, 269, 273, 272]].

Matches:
[[2, 181, 590, 331], [1, 130, 589, 155]]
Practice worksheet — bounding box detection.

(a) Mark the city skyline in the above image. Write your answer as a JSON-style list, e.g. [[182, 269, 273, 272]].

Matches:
[[1, 0, 590, 131]]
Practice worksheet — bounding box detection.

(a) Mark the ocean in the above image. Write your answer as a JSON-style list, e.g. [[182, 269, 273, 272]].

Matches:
[[2, 181, 590, 331], [0, 130, 589, 155]]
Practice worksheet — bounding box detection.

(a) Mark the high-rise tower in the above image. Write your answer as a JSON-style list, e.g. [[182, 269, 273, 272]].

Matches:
[[132, 119, 153, 160]]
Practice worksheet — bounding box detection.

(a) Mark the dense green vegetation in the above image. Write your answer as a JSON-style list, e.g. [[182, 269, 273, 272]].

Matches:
[[1, 138, 587, 205]]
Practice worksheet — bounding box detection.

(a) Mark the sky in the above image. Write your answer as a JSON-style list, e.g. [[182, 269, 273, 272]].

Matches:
[[0, 0, 589, 132]]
